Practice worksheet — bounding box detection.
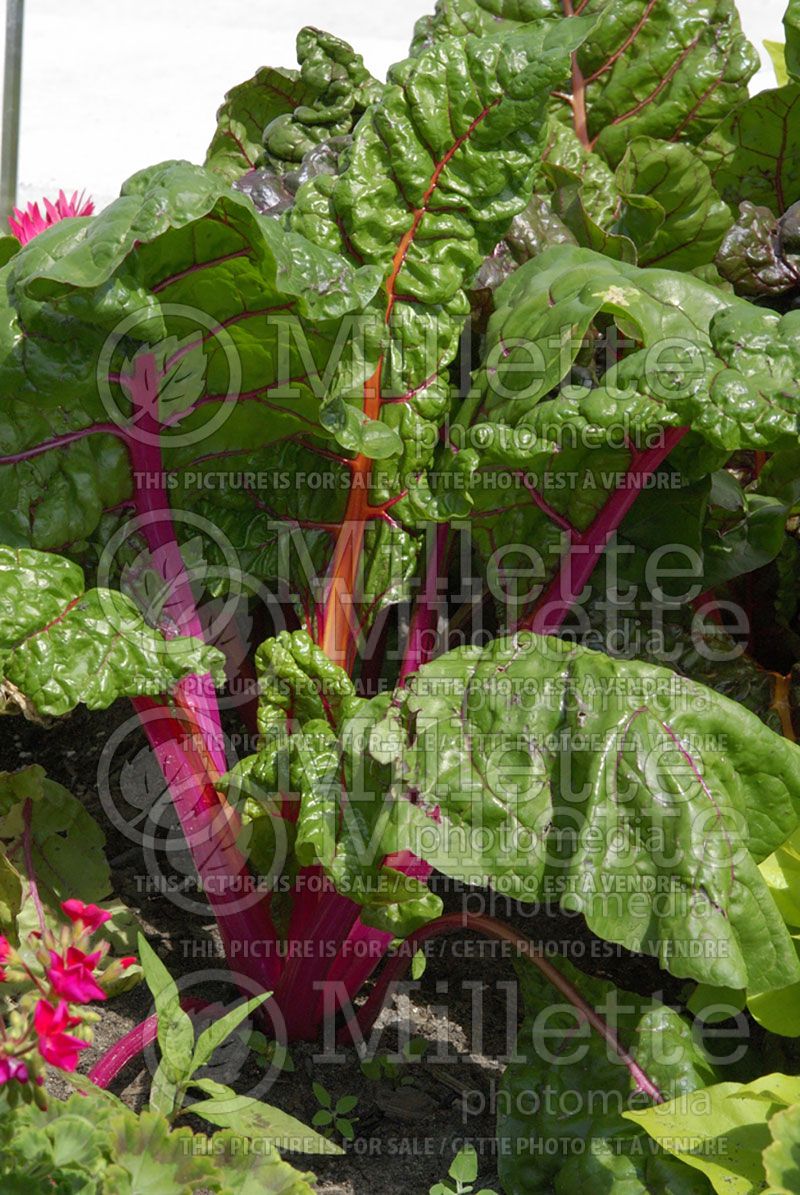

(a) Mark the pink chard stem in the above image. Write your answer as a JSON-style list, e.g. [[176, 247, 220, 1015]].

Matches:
[[123, 353, 281, 994], [521, 428, 688, 635], [89, 997, 212, 1088], [399, 523, 449, 684]]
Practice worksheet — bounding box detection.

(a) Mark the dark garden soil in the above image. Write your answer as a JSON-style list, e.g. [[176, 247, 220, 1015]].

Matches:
[[2, 700, 685, 1194]]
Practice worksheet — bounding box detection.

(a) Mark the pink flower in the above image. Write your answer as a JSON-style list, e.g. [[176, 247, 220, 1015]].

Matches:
[[47, 947, 106, 1004], [8, 189, 94, 245], [34, 1000, 88, 1071], [0, 936, 9, 983], [61, 899, 111, 933], [0, 1056, 28, 1086]]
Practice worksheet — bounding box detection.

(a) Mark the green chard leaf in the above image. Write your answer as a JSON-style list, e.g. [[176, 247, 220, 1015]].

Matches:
[[0, 160, 382, 554], [613, 138, 732, 270], [703, 83, 800, 218], [204, 64, 313, 183], [624, 1072, 800, 1195], [571, 0, 756, 166], [222, 630, 442, 936], [0, 546, 223, 718], [412, 0, 757, 165], [460, 244, 800, 622], [476, 244, 800, 452], [498, 955, 720, 1194], [365, 632, 800, 992], [288, 19, 589, 519], [261, 28, 383, 173], [715, 200, 800, 296]]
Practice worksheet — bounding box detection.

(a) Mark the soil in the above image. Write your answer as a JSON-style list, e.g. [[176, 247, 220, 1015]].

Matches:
[[2, 699, 681, 1194]]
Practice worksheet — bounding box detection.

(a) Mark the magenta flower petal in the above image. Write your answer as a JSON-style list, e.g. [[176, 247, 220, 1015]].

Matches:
[[61, 899, 111, 932], [47, 946, 107, 1004], [0, 1056, 29, 1085], [8, 189, 94, 245], [34, 999, 89, 1071]]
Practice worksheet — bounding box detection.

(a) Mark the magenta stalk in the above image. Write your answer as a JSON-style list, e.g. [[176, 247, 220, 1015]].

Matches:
[[521, 428, 688, 634], [123, 352, 281, 994], [398, 523, 449, 684]]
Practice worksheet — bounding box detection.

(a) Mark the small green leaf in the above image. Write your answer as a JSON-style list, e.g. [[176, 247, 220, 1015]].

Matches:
[[191, 993, 269, 1073], [450, 1146, 479, 1185], [187, 1088, 343, 1155], [402, 1037, 428, 1061], [336, 1118, 355, 1141], [138, 935, 194, 1087], [764, 39, 789, 86], [149, 1059, 180, 1119], [411, 950, 427, 980]]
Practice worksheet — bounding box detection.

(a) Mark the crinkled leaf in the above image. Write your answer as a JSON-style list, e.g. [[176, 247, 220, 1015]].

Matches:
[[478, 244, 800, 453], [262, 28, 382, 172], [716, 200, 800, 296], [703, 84, 800, 217], [370, 632, 800, 991], [205, 64, 312, 182], [574, 0, 756, 166], [289, 20, 588, 513], [0, 547, 224, 718], [412, 0, 756, 166], [0, 161, 382, 553], [614, 138, 732, 269], [225, 631, 442, 936]]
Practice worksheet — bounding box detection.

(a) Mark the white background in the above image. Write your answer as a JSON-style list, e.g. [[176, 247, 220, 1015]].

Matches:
[[3, 0, 788, 213]]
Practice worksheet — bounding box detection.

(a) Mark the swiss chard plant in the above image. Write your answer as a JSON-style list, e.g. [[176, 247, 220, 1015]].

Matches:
[[3, 0, 800, 1192]]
